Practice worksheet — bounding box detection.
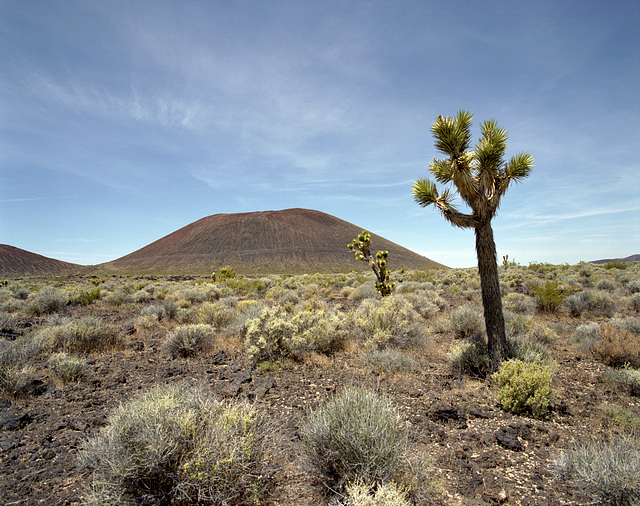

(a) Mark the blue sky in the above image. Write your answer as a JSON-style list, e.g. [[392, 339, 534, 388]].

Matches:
[[1, 0, 639, 268]]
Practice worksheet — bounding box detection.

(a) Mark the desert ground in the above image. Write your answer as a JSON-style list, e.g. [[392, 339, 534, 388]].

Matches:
[[1, 261, 639, 505]]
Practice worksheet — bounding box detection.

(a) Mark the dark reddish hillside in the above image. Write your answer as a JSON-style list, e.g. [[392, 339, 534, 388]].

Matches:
[[0, 244, 83, 277], [102, 208, 442, 273]]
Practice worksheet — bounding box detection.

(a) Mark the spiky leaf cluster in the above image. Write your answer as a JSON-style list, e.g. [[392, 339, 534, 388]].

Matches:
[[348, 231, 394, 296], [412, 111, 533, 228]]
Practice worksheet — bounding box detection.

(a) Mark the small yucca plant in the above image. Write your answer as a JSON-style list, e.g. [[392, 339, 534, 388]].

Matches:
[[348, 231, 394, 296]]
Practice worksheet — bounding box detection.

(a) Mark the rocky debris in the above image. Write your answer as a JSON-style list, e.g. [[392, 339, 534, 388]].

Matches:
[[495, 426, 524, 451], [0, 410, 32, 431], [430, 404, 468, 428]]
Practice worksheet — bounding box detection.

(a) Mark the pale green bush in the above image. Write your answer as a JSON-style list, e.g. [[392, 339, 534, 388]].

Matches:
[[363, 349, 418, 374], [39, 317, 122, 354], [245, 307, 346, 363], [78, 384, 277, 505], [0, 334, 46, 396], [198, 301, 237, 329], [343, 480, 410, 506], [492, 359, 553, 417], [301, 387, 407, 489], [448, 340, 489, 377], [162, 324, 215, 358], [605, 365, 640, 396], [27, 286, 69, 315], [450, 304, 484, 339], [503, 292, 536, 314], [565, 290, 617, 317], [553, 435, 640, 505], [349, 296, 424, 349], [48, 352, 85, 382], [402, 292, 440, 319]]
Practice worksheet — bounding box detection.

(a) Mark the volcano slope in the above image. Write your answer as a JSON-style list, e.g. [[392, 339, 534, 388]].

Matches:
[[101, 208, 442, 274]]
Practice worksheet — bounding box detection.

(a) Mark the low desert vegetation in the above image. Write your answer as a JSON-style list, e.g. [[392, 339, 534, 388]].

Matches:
[[1, 260, 640, 504]]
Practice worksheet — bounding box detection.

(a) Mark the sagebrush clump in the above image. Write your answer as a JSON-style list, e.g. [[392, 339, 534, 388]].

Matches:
[[553, 434, 640, 505], [78, 384, 278, 505], [301, 386, 408, 491]]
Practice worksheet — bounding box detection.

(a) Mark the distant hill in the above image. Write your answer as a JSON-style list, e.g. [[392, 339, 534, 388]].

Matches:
[[591, 254, 640, 264], [101, 208, 443, 274], [0, 244, 84, 277]]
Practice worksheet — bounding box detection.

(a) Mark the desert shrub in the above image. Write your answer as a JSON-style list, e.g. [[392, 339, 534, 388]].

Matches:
[[553, 434, 640, 505], [103, 290, 131, 307], [78, 384, 277, 505], [244, 307, 346, 363], [508, 335, 555, 368], [503, 292, 536, 314], [605, 365, 640, 396], [162, 324, 215, 358], [610, 317, 640, 336], [72, 287, 101, 306], [626, 293, 640, 311], [13, 286, 30, 300], [132, 289, 153, 304], [402, 292, 440, 319], [363, 349, 418, 374], [40, 317, 122, 354], [349, 282, 379, 303], [349, 296, 424, 349], [504, 311, 533, 338], [604, 261, 628, 270], [448, 340, 490, 377], [140, 303, 165, 321], [198, 301, 237, 329], [573, 322, 601, 351], [224, 301, 267, 336], [529, 280, 565, 313], [0, 334, 45, 396], [592, 324, 640, 368], [342, 480, 410, 506], [595, 278, 617, 292], [27, 286, 69, 315], [492, 359, 553, 417], [301, 386, 408, 490], [628, 279, 640, 294], [48, 352, 85, 382], [565, 290, 617, 318], [450, 304, 484, 339], [289, 309, 347, 356]]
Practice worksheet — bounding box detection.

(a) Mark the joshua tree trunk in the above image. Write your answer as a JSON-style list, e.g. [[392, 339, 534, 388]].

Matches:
[[475, 220, 509, 368]]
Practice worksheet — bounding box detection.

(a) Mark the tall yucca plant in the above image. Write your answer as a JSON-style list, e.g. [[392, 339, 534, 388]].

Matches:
[[412, 111, 533, 369]]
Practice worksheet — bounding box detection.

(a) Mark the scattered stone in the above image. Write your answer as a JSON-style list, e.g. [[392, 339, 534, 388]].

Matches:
[[0, 411, 32, 431], [234, 370, 252, 385], [430, 405, 467, 428], [495, 426, 523, 451], [469, 407, 493, 419]]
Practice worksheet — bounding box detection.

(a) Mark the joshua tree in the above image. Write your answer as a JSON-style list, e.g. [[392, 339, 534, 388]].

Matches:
[[412, 111, 533, 369], [348, 230, 394, 296]]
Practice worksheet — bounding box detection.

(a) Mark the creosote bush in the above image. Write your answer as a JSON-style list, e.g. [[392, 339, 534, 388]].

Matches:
[[162, 324, 215, 358], [78, 384, 277, 505], [529, 280, 565, 313], [492, 359, 553, 417], [553, 434, 640, 505]]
